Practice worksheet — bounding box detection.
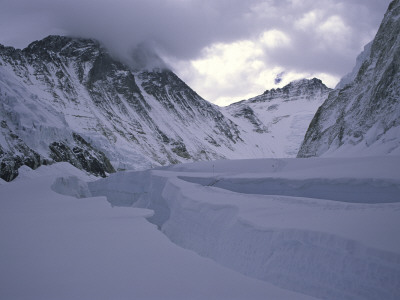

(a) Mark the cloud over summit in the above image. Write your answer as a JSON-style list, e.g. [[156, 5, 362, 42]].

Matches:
[[0, 0, 392, 104]]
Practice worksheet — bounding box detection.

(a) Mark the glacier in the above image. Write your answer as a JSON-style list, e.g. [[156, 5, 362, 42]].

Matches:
[[0, 162, 317, 300], [1, 156, 398, 299], [85, 156, 400, 300]]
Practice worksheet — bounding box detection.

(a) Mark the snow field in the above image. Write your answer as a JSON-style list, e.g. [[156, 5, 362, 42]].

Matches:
[[89, 156, 400, 300], [2, 157, 399, 299], [0, 163, 315, 300]]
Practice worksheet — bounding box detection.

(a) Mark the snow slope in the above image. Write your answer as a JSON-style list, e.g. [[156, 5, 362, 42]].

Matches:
[[224, 78, 330, 157], [0, 163, 316, 300], [89, 156, 400, 300]]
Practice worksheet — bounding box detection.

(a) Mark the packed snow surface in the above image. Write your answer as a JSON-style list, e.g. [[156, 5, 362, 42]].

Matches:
[[89, 156, 400, 300], [1, 157, 400, 299], [0, 163, 315, 300]]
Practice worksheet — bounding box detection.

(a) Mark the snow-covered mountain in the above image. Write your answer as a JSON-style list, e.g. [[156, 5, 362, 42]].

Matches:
[[224, 78, 331, 157], [0, 36, 251, 181], [0, 35, 330, 181], [298, 0, 400, 158]]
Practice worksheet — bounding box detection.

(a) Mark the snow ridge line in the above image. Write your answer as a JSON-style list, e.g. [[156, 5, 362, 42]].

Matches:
[[178, 175, 400, 204]]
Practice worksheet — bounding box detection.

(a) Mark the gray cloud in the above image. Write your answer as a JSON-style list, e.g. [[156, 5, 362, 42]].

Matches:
[[0, 0, 257, 58], [255, 0, 391, 76], [0, 0, 392, 102]]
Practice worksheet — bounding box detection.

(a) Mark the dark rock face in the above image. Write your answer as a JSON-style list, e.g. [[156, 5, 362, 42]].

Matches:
[[229, 105, 268, 133], [298, 0, 400, 157], [49, 133, 115, 177], [0, 121, 42, 181], [257, 78, 330, 103], [0, 150, 42, 182], [0, 118, 114, 180]]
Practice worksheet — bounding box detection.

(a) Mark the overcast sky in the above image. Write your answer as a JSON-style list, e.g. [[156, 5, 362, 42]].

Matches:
[[0, 0, 392, 105]]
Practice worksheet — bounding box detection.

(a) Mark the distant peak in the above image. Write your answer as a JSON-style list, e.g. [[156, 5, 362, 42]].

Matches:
[[263, 78, 328, 96], [291, 78, 323, 86], [388, 0, 400, 12], [24, 35, 100, 53], [21, 35, 169, 73]]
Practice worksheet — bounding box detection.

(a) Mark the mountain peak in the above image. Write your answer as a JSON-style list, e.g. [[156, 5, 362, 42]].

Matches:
[[240, 78, 332, 104], [20, 35, 170, 73], [21, 35, 103, 61], [263, 78, 328, 96], [25, 35, 99, 52]]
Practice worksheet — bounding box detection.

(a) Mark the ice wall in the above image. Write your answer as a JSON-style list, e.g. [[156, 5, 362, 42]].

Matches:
[[85, 158, 400, 300]]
